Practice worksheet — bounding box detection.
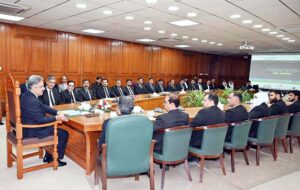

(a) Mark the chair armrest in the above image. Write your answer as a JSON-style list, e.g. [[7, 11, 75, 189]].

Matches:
[[192, 123, 228, 131], [156, 125, 191, 134], [22, 121, 62, 128]]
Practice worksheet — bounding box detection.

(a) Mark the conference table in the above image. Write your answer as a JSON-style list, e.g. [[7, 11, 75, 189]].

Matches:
[[53, 94, 201, 175]]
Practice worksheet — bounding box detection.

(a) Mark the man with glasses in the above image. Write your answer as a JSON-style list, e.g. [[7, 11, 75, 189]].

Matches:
[[21, 75, 69, 166], [39, 75, 61, 107], [60, 80, 82, 104]]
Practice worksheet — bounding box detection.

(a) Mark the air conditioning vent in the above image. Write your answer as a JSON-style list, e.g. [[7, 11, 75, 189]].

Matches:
[[0, 1, 30, 15]]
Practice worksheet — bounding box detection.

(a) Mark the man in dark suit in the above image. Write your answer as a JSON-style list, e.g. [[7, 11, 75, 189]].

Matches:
[[96, 78, 113, 99], [91, 76, 102, 96], [211, 78, 217, 90], [153, 94, 189, 153], [203, 80, 212, 91], [183, 77, 189, 90], [196, 78, 203, 91], [21, 75, 69, 166], [249, 99, 270, 138], [77, 79, 95, 101], [134, 78, 148, 94], [269, 90, 288, 116], [177, 79, 188, 91], [111, 79, 125, 97], [20, 77, 29, 94], [225, 92, 249, 142], [189, 79, 197, 91], [123, 79, 135, 96], [145, 78, 156, 93], [60, 80, 82, 104], [39, 75, 61, 107], [58, 75, 68, 92], [167, 79, 177, 92], [190, 93, 225, 148], [219, 80, 230, 90], [287, 90, 300, 113], [155, 79, 165, 93]]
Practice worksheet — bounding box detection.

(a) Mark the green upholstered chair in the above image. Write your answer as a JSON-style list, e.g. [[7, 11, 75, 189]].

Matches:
[[189, 123, 228, 183], [273, 113, 291, 159], [94, 115, 156, 190], [248, 116, 279, 166], [224, 120, 252, 172], [154, 126, 192, 190], [287, 112, 300, 153]]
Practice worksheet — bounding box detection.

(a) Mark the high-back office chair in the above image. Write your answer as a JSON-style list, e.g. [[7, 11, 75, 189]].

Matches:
[[287, 112, 300, 153], [274, 113, 291, 159]]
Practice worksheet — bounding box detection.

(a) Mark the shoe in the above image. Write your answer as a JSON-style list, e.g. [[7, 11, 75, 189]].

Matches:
[[57, 160, 67, 167], [188, 161, 200, 167], [43, 153, 53, 163]]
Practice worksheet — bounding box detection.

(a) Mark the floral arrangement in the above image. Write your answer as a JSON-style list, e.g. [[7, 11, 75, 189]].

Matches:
[[97, 99, 112, 112], [181, 90, 205, 108]]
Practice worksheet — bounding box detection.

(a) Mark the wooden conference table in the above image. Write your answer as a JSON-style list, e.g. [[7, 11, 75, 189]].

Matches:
[[53, 94, 200, 175]]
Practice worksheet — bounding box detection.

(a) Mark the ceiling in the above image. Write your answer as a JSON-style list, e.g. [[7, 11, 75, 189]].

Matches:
[[1, 0, 300, 54]]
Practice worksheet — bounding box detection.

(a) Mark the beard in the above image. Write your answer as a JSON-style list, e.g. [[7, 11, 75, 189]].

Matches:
[[269, 98, 278, 104]]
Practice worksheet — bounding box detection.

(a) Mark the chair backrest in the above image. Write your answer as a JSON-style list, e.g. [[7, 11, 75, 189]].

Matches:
[[256, 116, 279, 144], [230, 120, 252, 148], [5, 74, 22, 139], [161, 126, 192, 161], [289, 112, 300, 134], [201, 123, 228, 155], [274, 113, 291, 138], [105, 115, 153, 177]]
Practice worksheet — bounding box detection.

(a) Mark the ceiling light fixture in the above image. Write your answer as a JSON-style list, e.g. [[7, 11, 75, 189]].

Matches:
[[137, 38, 155, 42], [288, 39, 295, 43], [209, 42, 215, 44], [269, 31, 278, 35], [174, 44, 190, 48], [145, 0, 157, 4], [169, 19, 199, 27], [158, 30, 165, 34], [0, 13, 24, 21], [192, 38, 198, 41], [282, 37, 290, 40], [168, 6, 179, 11], [253, 24, 263, 28], [182, 36, 189, 39], [201, 39, 207, 43], [103, 10, 112, 15], [171, 33, 178, 37], [217, 43, 223, 46], [144, 20, 152, 24], [261, 28, 270, 32], [144, 27, 151, 31], [76, 3, 87, 9], [242, 20, 252, 24], [82, 29, 105, 34], [187, 12, 197, 17], [276, 34, 284, 38], [125, 16, 134, 20], [230, 14, 241, 19]]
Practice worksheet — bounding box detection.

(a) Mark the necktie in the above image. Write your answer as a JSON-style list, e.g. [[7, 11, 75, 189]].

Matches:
[[160, 85, 164, 92], [49, 89, 55, 106], [86, 89, 92, 100], [128, 87, 134, 95], [104, 87, 110, 98], [70, 92, 76, 103], [198, 84, 202, 90], [150, 84, 154, 91], [118, 87, 124, 96]]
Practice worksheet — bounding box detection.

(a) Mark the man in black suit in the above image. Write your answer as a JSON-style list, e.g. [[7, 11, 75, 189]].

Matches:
[[203, 80, 212, 91], [225, 92, 249, 142], [145, 78, 156, 93], [177, 79, 188, 91], [91, 76, 102, 95], [123, 79, 135, 96], [21, 75, 69, 166], [60, 80, 82, 104], [134, 78, 148, 94], [96, 78, 113, 99], [269, 90, 288, 116], [167, 79, 177, 92], [189, 79, 197, 91], [155, 79, 165, 93], [153, 94, 189, 153], [211, 78, 217, 90], [219, 80, 230, 90], [190, 93, 225, 148], [196, 78, 203, 91], [287, 90, 300, 113], [78, 79, 95, 101], [111, 79, 125, 97], [39, 75, 61, 107], [183, 77, 189, 90], [20, 77, 29, 94]]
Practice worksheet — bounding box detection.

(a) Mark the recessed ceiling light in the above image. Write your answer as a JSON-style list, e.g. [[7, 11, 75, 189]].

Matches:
[[82, 29, 105, 34], [169, 19, 199, 27], [144, 27, 151, 31], [187, 12, 197, 17], [158, 30, 165, 34], [174, 44, 190, 48], [209, 41, 215, 44], [269, 31, 278, 35], [145, 0, 157, 4], [171, 33, 178, 37], [276, 34, 284, 38], [144, 20, 152, 24], [217, 43, 223, 46], [0, 13, 24, 21], [288, 39, 295, 43], [76, 3, 87, 9], [168, 6, 179, 11], [253, 24, 263, 28], [261, 28, 270, 32], [283, 37, 290, 40], [182, 36, 189, 39], [137, 38, 155, 42], [125, 16, 134, 20], [201, 39, 207, 43], [103, 10, 112, 15], [192, 38, 198, 41], [230, 14, 241, 19], [242, 20, 252, 24]]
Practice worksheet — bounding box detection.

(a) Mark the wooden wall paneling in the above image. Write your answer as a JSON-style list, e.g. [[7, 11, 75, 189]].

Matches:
[[66, 34, 81, 75], [110, 41, 122, 75], [121, 42, 131, 75], [131, 43, 143, 75], [82, 36, 96, 75], [96, 38, 111, 75], [30, 39, 48, 73], [142, 46, 152, 77], [150, 47, 160, 76], [0, 24, 7, 74], [49, 33, 65, 74]]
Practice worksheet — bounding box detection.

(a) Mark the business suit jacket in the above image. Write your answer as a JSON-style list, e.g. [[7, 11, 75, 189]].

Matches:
[[123, 86, 135, 96], [195, 83, 203, 91], [155, 84, 165, 93], [203, 84, 212, 91], [111, 85, 125, 97], [166, 85, 177, 92], [153, 109, 189, 153], [39, 87, 61, 106], [190, 106, 225, 148], [249, 103, 270, 138], [177, 84, 188, 91], [77, 88, 95, 101], [145, 83, 156, 93], [189, 83, 197, 91], [20, 83, 28, 94], [219, 85, 230, 90], [270, 100, 289, 116], [211, 83, 217, 90], [98, 119, 110, 145], [134, 84, 148, 94], [60, 89, 82, 104], [288, 100, 300, 113], [91, 82, 102, 95], [96, 86, 113, 99]]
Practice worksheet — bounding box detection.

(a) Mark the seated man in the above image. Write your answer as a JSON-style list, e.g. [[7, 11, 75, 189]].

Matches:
[[96, 78, 113, 99], [111, 79, 125, 97], [98, 96, 135, 145], [145, 78, 156, 93], [225, 92, 249, 142], [134, 77, 148, 94], [39, 75, 61, 107], [189, 79, 197, 91], [155, 79, 165, 93], [58, 75, 68, 92], [177, 79, 188, 91], [91, 76, 102, 96], [189, 93, 225, 148], [60, 80, 82, 103], [269, 90, 289, 116], [166, 79, 177, 92], [153, 93, 189, 154], [287, 90, 300, 113], [78, 79, 95, 101], [21, 75, 69, 166], [123, 79, 135, 96]]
